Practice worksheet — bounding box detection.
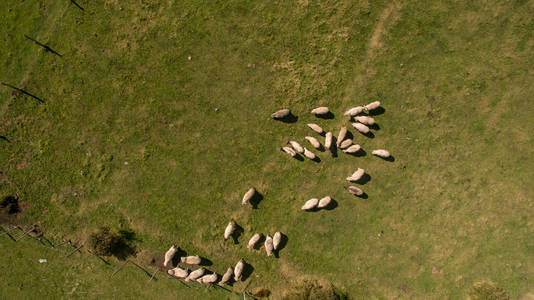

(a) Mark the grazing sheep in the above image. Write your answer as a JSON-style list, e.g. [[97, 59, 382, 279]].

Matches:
[[288, 141, 304, 153], [324, 132, 332, 149], [168, 267, 189, 278], [273, 232, 282, 250], [264, 235, 274, 256], [186, 268, 205, 282], [234, 259, 245, 281], [301, 198, 319, 210], [354, 116, 375, 125], [352, 122, 370, 134], [307, 123, 324, 134], [344, 106, 365, 116], [218, 267, 233, 286], [339, 139, 353, 149], [364, 101, 381, 111], [303, 148, 316, 160], [317, 196, 332, 208], [346, 168, 365, 182], [305, 136, 321, 149], [181, 255, 202, 265], [271, 109, 290, 119], [311, 107, 329, 115], [336, 126, 347, 147], [372, 149, 391, 158], [224, 221, 235, 241], [281, 146, 297, 157], [343, 144, 361, 153], [247, 233, 262, 249], [199, 273, 218, 284], [344, 186, 364, 196], [164, 245, 177, 267], [242, 187, 255, 205]]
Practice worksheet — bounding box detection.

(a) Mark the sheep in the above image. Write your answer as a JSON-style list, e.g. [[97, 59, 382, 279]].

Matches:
[[185, 267, 205, 282], [288, 141, 304, 153], [344, 106, 365, 116], [234, 259, 245, 281], [168, 267, 189, 279], [317, 196, 332, 208], [342, 144, 361, 153], [303, 147, 316, 160], [281, 146, 297, 157], [305, 136, 321, 149], [264, 235, 274, 256], [353, 115, 375, 125], [364, 101, 381, 111], [352, 122, 370, 134], [346, 168, 365, 182], [163, 245, 177, 267], [224, 221, 235, 241], [336, 126, 347, 147], [181, 255, 201, 265], [242, 187, 255, 205], [199, 273, 218, 284], [301, 198, 319, 210], [307, 123, 324, 134], [218, 267, 233, 286], [372, 149, 391, 158], [311, 107, 329, 115], [247, 233, 262, 249], [271, 109, 290, 119], [344, 186, 364, 196], [324, 132, 332, 149], [273, 232, 282, 250], [339, 139, 353, 149]]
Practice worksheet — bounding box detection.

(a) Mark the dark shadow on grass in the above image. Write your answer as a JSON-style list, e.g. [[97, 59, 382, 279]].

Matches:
[[360, 131, 375, 138], [316, 111, 335, 119], [275, 234, 288, 255], [330, 138, 338, 158], [310, 156, 321, 163], [354, 173, 371, 185], [322, 199, 338, 211], [250, 191, 263, 209], [252, 235, 266, 250], [359, 192, 369, 199], [382, 155, 395, 162], [344, 148, 366, 157], [293, 154, 304, 161], [0, 136, 9, 142], [277, 112, 298, 123], [369, 107, 385, 116], [172, 248, 187, 267], [240, 262, 254, 281], [1, 195, 20, 214], [369, 123, 381, 131], [199, 257, 213, 266], [231, 223, 244, 245]]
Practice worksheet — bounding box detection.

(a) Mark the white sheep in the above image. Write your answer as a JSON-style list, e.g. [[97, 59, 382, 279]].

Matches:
[[342, 144, 361, 153], [163, 245, 177, 267], [317, 196, 332, 208], [218, 267, 233, 286], [372, 149, 390, 158], [271, 109, 290, 119], [288, 141, 304, 153], [336, 126, 347, 147], [242, 187, 255, 205], [303, 148, 316, 160], [324, 132, 332, 149], [353, 116, 375, 125], [364, 101, 381, 111], [247, 233, 262, 249], [344, 106, 364, 116], [273, 232, 282, 250], [301, 198, 319, 210], [346, 168, 365, 182], [234, 259, 245, 281], [307, 123, 323, 134], [264, 235, 274, 256], [344, 186, 364, 196], [224, 221, 235, 241], [339, 139, 353, 149], [199, 273, 218, 284], [352, 122, 370, 134], [168, 266, 189, 278], [305, 136, 321, 149], [181, 255, 201, 265], [185, 267, 205, 282], [281, 146, 296, 157], [311, 107, 329, 115]]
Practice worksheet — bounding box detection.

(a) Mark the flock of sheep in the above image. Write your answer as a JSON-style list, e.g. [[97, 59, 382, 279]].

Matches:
[[160, 101, 391, 289]]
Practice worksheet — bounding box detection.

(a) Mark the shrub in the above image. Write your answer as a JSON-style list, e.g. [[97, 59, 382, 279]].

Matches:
[[282, 279, 346, 300], [469, 281, 509, 300], [88, 227, 136, 259]]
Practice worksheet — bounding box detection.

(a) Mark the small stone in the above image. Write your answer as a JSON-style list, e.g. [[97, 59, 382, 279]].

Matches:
[[124, 162, 129, 165], [187, 56, 192, 61]]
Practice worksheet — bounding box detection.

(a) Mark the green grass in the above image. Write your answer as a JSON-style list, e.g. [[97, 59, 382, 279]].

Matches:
[[1, 0, 534, 298]]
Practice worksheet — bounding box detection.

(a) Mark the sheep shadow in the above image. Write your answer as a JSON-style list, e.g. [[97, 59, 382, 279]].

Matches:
[[368, 107, 385, 116], [316, 111, 335, 119], [240, 262, 254, 281], [360, 131, 375, 138], [359, 192, 369, 199], [293, 154, 304, 161], [382, 155, 395, 162], [330, 143, 338, 158], [250, 192, 264, 209], [322, 199, 338, 211], [310, 156, 321, 163], [277, 112, 298, 123], [252, 235, 266, 250], [273, 234, 288, 258], [199, 256, 213, 266], [344, 148, 366, 157], [369, 123, 381, 131], [0, 136, 9, 142], [354, 173, 371, 185], [171, 248, 188, 267], [231, 223, 244, 245]]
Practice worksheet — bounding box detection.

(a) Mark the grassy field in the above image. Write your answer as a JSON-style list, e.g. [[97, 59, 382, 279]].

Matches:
[[1, 0, 534, 298]]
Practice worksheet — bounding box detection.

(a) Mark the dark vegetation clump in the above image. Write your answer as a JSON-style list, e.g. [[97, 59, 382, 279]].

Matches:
[[1, 195, 20, 215], [283, 279, 346, 300], [252, 287, 271, 298], [469, 281, 509, 300], [88, 227, 136, 260]]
